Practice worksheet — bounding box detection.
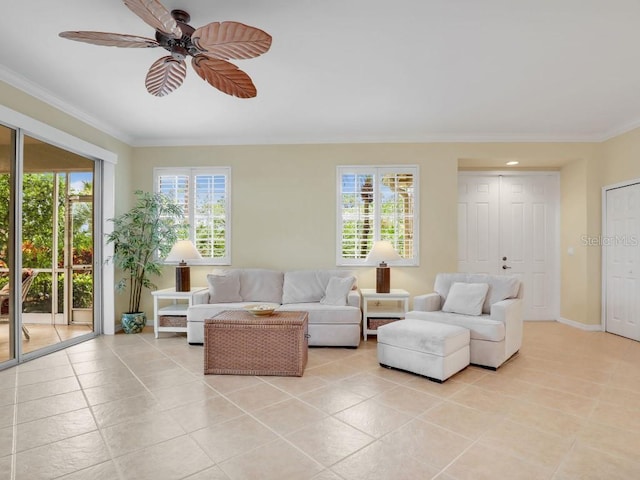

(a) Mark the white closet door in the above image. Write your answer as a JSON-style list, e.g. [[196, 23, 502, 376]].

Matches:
[[605, 184, 640, 341], [458, 174, 559, 320]]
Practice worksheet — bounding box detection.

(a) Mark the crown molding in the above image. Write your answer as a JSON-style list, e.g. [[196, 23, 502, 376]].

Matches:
[[0, 64, 133, 145]]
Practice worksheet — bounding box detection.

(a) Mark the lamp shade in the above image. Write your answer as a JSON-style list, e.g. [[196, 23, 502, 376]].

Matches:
[[366, 240, 401, 266], [165, 240, 202, 263]]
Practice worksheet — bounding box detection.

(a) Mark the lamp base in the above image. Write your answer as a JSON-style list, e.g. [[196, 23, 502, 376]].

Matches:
[[376, 266, 390, 293], [175, 264, 190, 292]]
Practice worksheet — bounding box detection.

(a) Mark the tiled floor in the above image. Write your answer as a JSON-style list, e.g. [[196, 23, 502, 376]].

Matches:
[[1, 321, 640, 479]]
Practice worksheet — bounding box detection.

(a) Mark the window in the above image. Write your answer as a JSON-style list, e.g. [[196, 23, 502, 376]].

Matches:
[[337, 166, 418, 266], [154, 167, 231, 264]]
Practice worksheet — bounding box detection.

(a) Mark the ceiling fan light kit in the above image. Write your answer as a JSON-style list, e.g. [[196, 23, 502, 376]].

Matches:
[[59, 0, 272, 98]]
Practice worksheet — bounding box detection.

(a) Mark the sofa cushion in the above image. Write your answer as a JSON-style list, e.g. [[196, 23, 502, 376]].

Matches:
[[282, 270, 356, 304], [434, 273, 520, 314], [207, 271, 242, 303], [239, 269, 283, 304], [278, 303, 361, 325], [442, 282, 489, 316], [405, 311, 505, 342], [320, 276, 355, 306]]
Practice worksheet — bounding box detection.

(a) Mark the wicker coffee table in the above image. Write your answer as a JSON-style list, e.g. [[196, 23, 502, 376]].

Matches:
[[204, 310, 308, 376]]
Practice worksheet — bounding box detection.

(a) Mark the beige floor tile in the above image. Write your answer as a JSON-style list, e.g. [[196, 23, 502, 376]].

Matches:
[[0, 454, 12, 477], [335, 373, 398, 398], [16, 351, 70, 372], [90, 392, 163, 428], [421, 400, 501, 440], [56, 460, 122, 480], [16, 375, 80, 404], [335, 398, 412, 438], [166, 396, 244, 433], [150, 380, 218, 409], [184, 465, 231, 479], [123, 357, 182, 377], [443, 443, 553, 480], [101, 412, 185, 458], [16, 364, 75, 386], [306, 361, 361, 383], [402, 376, 467, 398], [381, 418, 472, 470], [299, 384, 368, 414], [507, 401, 586, 438], [114, 435, 214, 480], [0, 425, 12, 457], [261, 372, 329, 396], [554, 443, 640, 480], [191, 415, 279, 463], [311, 470, 344, 480], [16, 390, 87, 424], [253, 398, 327, 435], [0, 404, 14, 429], [370, 363, 422, 385], [15, 430, 110, 480], [524, 385, 597, 418], [202, 374, 263, 394], [224, 382, 292, 412], [71, 357, 129, 375], [76, 366, 137, 389], [374, 385, 442, 416], [479, 419, 574, 470], [449, 384, 517, 415], [83, 377, 148, 406], [220, 438, 324, 480], [449, 366, 489, 384], [590, 401, 640, 433], [15, 407, 96, 452], [575, 422, 640, 463], [597, 386, 640, 411], [67, 349, 121, 364], [472, 373, 535, 398], [286, 416, 374, 467], [0, 387, 15, 407], [332, 439, 440, 480], [138, 366, 198, 390]]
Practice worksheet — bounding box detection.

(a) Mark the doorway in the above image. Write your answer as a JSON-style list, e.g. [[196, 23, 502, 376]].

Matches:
[[458, 172, 560, 320], [603, 180, 640, 341]]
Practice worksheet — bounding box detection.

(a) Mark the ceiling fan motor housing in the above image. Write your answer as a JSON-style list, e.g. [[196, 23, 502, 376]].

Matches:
[[156, 9, 199, 60]]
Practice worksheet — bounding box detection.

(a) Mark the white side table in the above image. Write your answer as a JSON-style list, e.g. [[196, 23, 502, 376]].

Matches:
[[361, 288, 410, 341], [151, 287, 206, 339]]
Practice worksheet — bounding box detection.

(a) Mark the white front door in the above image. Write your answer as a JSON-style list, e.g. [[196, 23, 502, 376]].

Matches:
[[605, 183, 640, 341], [458, 173, 559, 320]]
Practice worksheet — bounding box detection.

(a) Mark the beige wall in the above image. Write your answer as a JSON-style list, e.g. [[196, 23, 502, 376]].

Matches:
[[7, 76, 640, 331]]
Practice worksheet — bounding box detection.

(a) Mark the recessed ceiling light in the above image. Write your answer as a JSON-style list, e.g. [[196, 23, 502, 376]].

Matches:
[[506, 161, 519, 166]]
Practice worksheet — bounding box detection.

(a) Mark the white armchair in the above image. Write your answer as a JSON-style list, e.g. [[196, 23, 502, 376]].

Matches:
[[406, 273, 523, 369]]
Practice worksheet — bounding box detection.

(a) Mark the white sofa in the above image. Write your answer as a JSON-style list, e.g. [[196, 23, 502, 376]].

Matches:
[[404, 273, 523, 369], [187, 268, 362, 347]]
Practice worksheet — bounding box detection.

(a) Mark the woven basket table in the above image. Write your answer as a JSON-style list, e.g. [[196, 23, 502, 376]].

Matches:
[[204, 310, 308, 376]]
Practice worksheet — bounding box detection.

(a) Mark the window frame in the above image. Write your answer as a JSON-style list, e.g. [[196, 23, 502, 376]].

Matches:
[[336, 165, 419, 267], [154, 166, 231, 266]]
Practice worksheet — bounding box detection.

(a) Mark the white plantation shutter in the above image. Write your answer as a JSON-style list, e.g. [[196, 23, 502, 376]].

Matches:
[[337, 166, 418, 266], [155, 167, 231, 264]]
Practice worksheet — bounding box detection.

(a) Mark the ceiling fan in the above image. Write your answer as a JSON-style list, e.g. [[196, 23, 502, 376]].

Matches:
[[59, 0, 272, 98]]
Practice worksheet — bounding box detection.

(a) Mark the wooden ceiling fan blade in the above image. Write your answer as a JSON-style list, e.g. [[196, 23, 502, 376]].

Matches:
[[145, 56, 187, 97], [192, 55, 257, 98], [192, 21, 272, 60], [123, 0, 182, 38], [59, 31, 159, 48]]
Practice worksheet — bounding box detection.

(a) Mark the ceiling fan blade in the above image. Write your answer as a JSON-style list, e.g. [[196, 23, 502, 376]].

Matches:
[[59, 31, 159, 48], [145, 56, 187, 97], [192, 21, 272, 60], [192, 55, 257, 98], [123, 0, 182, 38]]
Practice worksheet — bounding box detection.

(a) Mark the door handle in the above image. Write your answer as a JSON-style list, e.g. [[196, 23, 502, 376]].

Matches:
[[502, 265, 512, 270]]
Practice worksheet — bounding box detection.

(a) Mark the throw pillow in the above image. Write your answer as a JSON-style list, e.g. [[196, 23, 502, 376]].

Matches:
[[207, 271, 242, 303], [442, 282, 490, 316], [320, 276, 356, 306]]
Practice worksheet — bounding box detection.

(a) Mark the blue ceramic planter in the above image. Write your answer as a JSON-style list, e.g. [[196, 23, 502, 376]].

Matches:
[[121, 312, 146, 334]]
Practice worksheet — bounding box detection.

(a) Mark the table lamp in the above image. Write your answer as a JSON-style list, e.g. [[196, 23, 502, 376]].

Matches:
[[366, 240, 402, 293], [165, 240, 202, 292]]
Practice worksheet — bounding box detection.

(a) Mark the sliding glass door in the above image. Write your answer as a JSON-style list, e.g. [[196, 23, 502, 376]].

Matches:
[[0, 126, 99, 368]]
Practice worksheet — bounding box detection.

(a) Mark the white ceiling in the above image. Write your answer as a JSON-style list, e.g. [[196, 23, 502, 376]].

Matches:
[[3, 1, 640, 147]]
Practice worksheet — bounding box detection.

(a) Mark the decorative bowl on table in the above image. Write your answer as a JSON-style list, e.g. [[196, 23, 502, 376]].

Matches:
[[244, 304, 277, 316]]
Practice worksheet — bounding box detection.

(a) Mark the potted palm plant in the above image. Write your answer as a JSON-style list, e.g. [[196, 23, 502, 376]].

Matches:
[[106, 190, 183, 333]]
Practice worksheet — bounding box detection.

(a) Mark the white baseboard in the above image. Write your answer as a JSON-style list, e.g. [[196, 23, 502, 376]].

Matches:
[[557, 317, 603, 332]]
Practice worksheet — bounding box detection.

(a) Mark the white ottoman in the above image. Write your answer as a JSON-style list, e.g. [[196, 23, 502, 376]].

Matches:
[[377, 319, 470, 382]]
